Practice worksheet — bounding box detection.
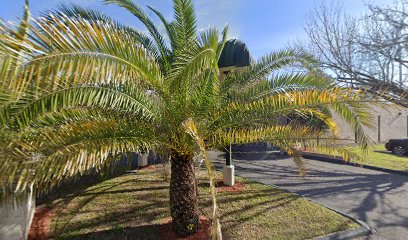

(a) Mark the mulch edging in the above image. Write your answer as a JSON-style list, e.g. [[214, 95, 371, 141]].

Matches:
[[215, 180, 245, 193], [139, 165, 158, 170]]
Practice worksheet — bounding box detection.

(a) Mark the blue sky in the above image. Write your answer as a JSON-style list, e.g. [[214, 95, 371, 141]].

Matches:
[[1, 0, 394, 59]]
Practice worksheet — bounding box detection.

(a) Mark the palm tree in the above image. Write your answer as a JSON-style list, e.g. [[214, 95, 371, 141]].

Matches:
[[0, 0, 372, 237]]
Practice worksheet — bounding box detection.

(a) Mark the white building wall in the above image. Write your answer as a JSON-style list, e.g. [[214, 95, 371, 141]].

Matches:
[[0, 192, 35, 240], [333, 103, 408, 143]]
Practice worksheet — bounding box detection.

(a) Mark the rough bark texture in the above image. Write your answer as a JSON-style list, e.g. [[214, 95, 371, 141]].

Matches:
[[170, 152, 199, 236]]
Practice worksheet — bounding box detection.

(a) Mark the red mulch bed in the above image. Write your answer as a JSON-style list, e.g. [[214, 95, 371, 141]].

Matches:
[[28, 206, 54, 240], [215, 180, 245, 193], [139, 165, 157, 170], [160, 216, 211, 240]]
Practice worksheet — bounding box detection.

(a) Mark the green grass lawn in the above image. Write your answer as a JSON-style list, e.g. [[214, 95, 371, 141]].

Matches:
[[45, 168, 358, 240], [347, 144, 408, 171]]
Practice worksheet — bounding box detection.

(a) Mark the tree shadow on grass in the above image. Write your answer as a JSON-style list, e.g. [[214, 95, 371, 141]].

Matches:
[[197, 179, 303, 236], [45, 171, 170, 239], [57, 225, 161, 240], [37, 172, 127, 205]]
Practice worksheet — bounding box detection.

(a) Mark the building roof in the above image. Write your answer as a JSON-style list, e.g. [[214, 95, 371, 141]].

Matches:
[[218, 39, 251, 68]]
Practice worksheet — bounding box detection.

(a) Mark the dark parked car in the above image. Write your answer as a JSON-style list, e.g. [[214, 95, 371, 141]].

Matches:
[[385, 139, 408, 155]]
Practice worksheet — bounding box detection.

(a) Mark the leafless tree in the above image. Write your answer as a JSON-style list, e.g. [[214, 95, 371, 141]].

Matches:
[[303, 0, 408, 106]]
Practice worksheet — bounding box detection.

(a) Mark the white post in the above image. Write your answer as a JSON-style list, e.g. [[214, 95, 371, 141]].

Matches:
[[138, 153, 149, 167], [223, 165, 235, 186], [223, 144, 235, 186]]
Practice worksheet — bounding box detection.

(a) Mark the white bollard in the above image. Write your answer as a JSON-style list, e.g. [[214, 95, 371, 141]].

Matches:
[[223, 165, 235, 186], [138, 154, 149, 167]]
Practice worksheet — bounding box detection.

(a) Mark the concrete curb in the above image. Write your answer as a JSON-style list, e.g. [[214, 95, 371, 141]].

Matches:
[[249, 179, 374, 240], [308, 198, 374, 240], [264, 182, 374, 240], [212, 155, 374, 239], [302, 152, 408, 176], [215, 166, 374, 239]]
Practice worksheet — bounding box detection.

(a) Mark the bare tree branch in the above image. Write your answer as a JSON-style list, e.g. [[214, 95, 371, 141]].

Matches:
[[301, 0, 408, 106]]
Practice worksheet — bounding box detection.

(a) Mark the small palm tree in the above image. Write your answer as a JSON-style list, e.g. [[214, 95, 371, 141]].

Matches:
[[0, 0, 372, 237]]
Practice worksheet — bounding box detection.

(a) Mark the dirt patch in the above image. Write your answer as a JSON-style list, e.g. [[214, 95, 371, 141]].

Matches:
[[215, 180, 245, 193], [28, 206, 54, 240], [160, 216, 211, 240]]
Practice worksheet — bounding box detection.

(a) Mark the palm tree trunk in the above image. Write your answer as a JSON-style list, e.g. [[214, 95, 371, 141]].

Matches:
[[170, 151, 199, 236]]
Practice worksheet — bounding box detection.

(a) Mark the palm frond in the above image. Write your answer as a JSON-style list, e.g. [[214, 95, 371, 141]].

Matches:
[[48, 3, 162, 61], [0, 15, 164, 94], [3, 83, 160, 129], [191, 70, 219, 117], [17, 107, 136, 129], [209, 125, 322, 146], [104, 0, 171, 71], [171, 0, 197, 55], [209, 125, 367, 176], [210, 87, 372, 158], [229, 88, 362, 116], [330, 102, 374, 151], [147, 5, 176, 54], [1, 118, 157, 196], [227, 72, 335, 103], [168, 28, 219, 107], [0, 0, 30, 95], [216, 25, 229, 61], [16, 0, 30, 44]]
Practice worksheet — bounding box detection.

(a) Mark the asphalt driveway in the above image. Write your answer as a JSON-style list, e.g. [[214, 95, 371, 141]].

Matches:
[[208, 151, 408, 240]]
